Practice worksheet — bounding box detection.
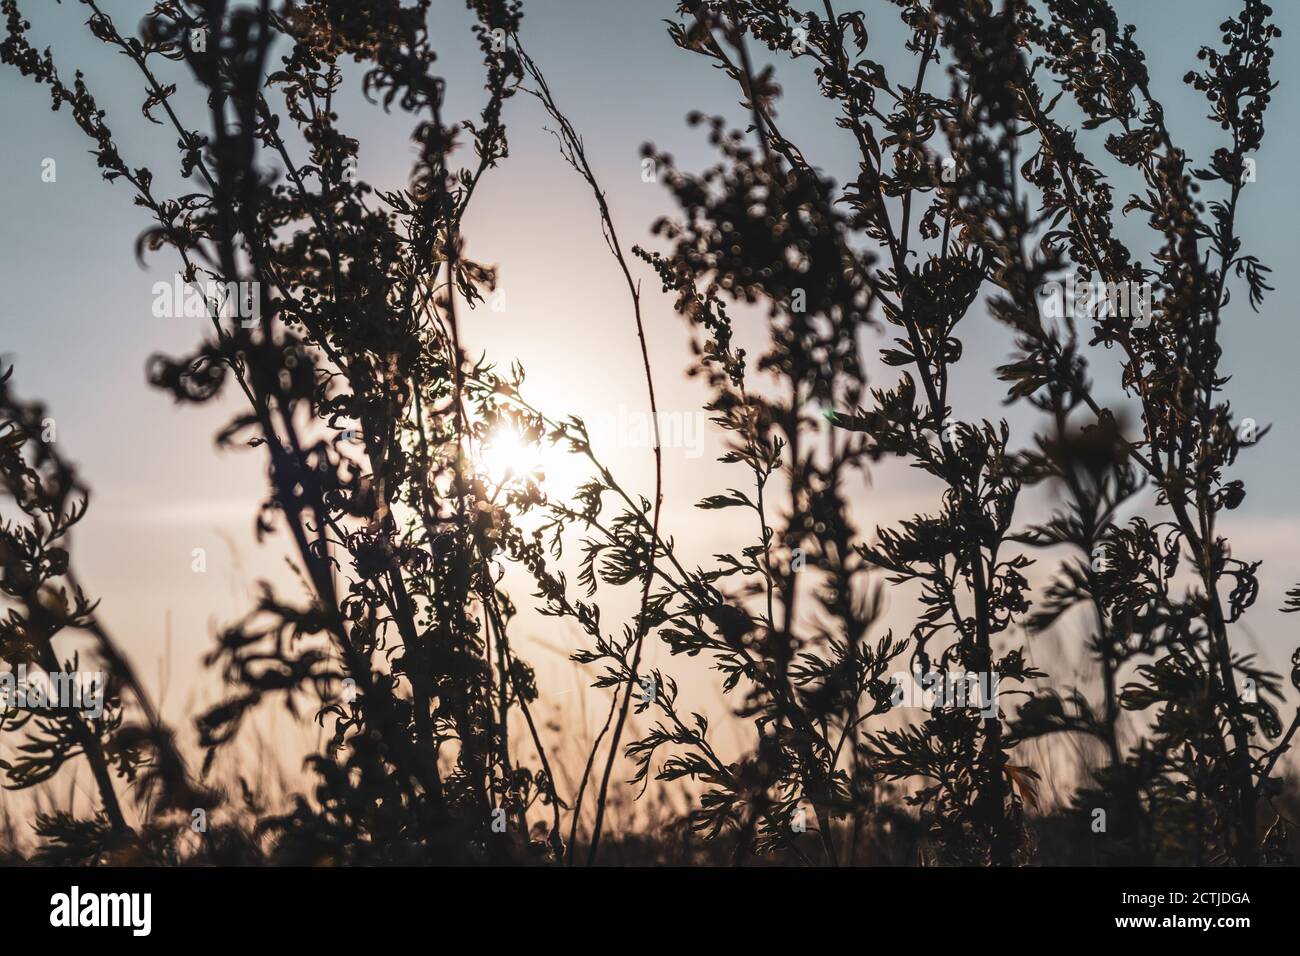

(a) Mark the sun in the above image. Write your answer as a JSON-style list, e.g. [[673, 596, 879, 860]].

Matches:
[[475, 422, 588, 502], [479, 424, 543, 486]]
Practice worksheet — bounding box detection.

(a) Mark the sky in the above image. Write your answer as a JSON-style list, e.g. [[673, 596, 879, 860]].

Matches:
[[2, 0, 1299, 792]]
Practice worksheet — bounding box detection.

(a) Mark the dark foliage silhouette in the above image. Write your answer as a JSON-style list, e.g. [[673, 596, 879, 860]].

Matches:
[[0, 0, 1295, 867]]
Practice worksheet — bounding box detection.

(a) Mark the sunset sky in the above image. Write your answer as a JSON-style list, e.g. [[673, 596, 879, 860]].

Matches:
[[3, 0, 1299, 796]]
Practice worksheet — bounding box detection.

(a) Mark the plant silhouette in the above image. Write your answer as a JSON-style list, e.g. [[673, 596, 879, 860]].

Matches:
[[0, 0, 1295, 867]]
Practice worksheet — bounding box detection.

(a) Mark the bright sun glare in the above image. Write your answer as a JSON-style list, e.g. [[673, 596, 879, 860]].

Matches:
[[479, 425, 543, 486], [477, 422, 590, 510]]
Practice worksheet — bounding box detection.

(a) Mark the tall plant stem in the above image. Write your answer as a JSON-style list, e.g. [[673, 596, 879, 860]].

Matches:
[[512, 37, 664, 866]]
